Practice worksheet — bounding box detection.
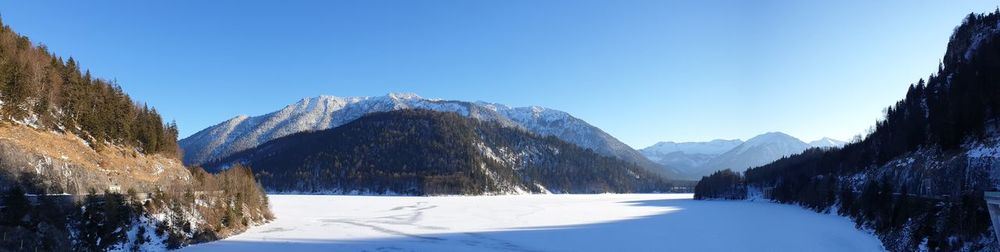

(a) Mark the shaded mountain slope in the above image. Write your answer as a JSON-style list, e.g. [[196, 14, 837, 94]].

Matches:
[[181, 93, 677, 178], [204, 109, 672, 195]]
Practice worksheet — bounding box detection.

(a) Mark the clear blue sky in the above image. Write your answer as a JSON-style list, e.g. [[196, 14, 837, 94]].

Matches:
[[1, 1, 997, 148]]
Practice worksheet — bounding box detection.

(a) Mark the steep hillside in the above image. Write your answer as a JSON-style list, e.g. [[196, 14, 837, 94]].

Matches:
[[0, 16, 189, 195], [204, 109, 672, 195], [0, 124, 189, 194], [0, 18, 272, 251], [696, 11, 1000, 251], [180, 93, 676, 178], [0, 20, 179, 157]]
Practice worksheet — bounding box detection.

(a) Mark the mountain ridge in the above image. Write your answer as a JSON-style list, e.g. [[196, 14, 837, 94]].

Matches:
[[181, 93, 677, 177], [203, 109, 672, 194]]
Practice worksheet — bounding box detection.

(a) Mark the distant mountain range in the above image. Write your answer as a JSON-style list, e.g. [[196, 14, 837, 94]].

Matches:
[[203, 110, 672, 194], [181, 92, 850, 181], [180, 93, 676, 178], [639, 139, 743, 176], [641, 132, 845, 178]]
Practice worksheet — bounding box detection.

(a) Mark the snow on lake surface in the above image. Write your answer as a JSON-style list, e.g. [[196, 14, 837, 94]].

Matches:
[[181, 194, 884, 252]]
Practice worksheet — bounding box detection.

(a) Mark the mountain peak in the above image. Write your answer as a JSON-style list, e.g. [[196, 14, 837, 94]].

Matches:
[[387, 92, 422, 100], [808, 137, 846, 148], [641, 132, 842, 178], [744, 132, 801, 145], [690, 132, 812, 174], [300, 93, 425, 105]]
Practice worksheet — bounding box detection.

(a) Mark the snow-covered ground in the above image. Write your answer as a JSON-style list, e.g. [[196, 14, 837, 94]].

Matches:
[[181, 194, 884, 252]]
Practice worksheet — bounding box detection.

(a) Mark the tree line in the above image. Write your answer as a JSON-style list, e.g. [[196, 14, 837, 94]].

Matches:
[[693, 169, 745, 200], [0, 17, 179, 157], [0, 14, 272, 251]]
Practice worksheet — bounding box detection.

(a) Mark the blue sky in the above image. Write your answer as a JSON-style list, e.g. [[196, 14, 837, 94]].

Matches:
[[1, 1, 997, 148]]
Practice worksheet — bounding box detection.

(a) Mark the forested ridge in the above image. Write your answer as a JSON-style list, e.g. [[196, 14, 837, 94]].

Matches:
[[696, 11, 1000, 251], [0, 17, 273, 251], [0, 17, 179, 157], [205, 109, 672, 195]]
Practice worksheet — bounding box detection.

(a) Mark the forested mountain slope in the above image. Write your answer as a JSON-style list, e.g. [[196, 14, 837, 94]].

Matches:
[[204, 109, 672, 195], [696, 11, 1000, 251], [0, 20, 179, 157], [0, 18, 272, 251], [181, 93, 677, 178]]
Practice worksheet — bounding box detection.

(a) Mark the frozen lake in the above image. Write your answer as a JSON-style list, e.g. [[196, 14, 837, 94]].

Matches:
[[181, 194, 884, 252]]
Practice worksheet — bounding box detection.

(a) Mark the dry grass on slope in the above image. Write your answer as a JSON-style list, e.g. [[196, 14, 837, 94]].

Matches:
[[0, 123, 191, 193]]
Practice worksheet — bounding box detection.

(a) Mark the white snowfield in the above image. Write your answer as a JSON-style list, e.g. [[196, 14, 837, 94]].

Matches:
[[181, 194, 884, 252]]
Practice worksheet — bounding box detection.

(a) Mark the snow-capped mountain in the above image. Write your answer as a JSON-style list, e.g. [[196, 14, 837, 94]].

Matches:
[[639, 139, 743, 176], [698, 132, 812, 174], [808, 137, 847, 148], [180, 93, 672, 177], [641, 139, 744, 156], [643, 133, 842, 178], [202, 110, 671, 194]]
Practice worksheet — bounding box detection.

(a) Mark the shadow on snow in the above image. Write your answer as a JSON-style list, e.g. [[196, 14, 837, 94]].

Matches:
[[182, 198, 883, 252]]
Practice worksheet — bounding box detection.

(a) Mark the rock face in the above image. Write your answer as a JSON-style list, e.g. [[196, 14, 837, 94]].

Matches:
[[180, 93, 674, 177]]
